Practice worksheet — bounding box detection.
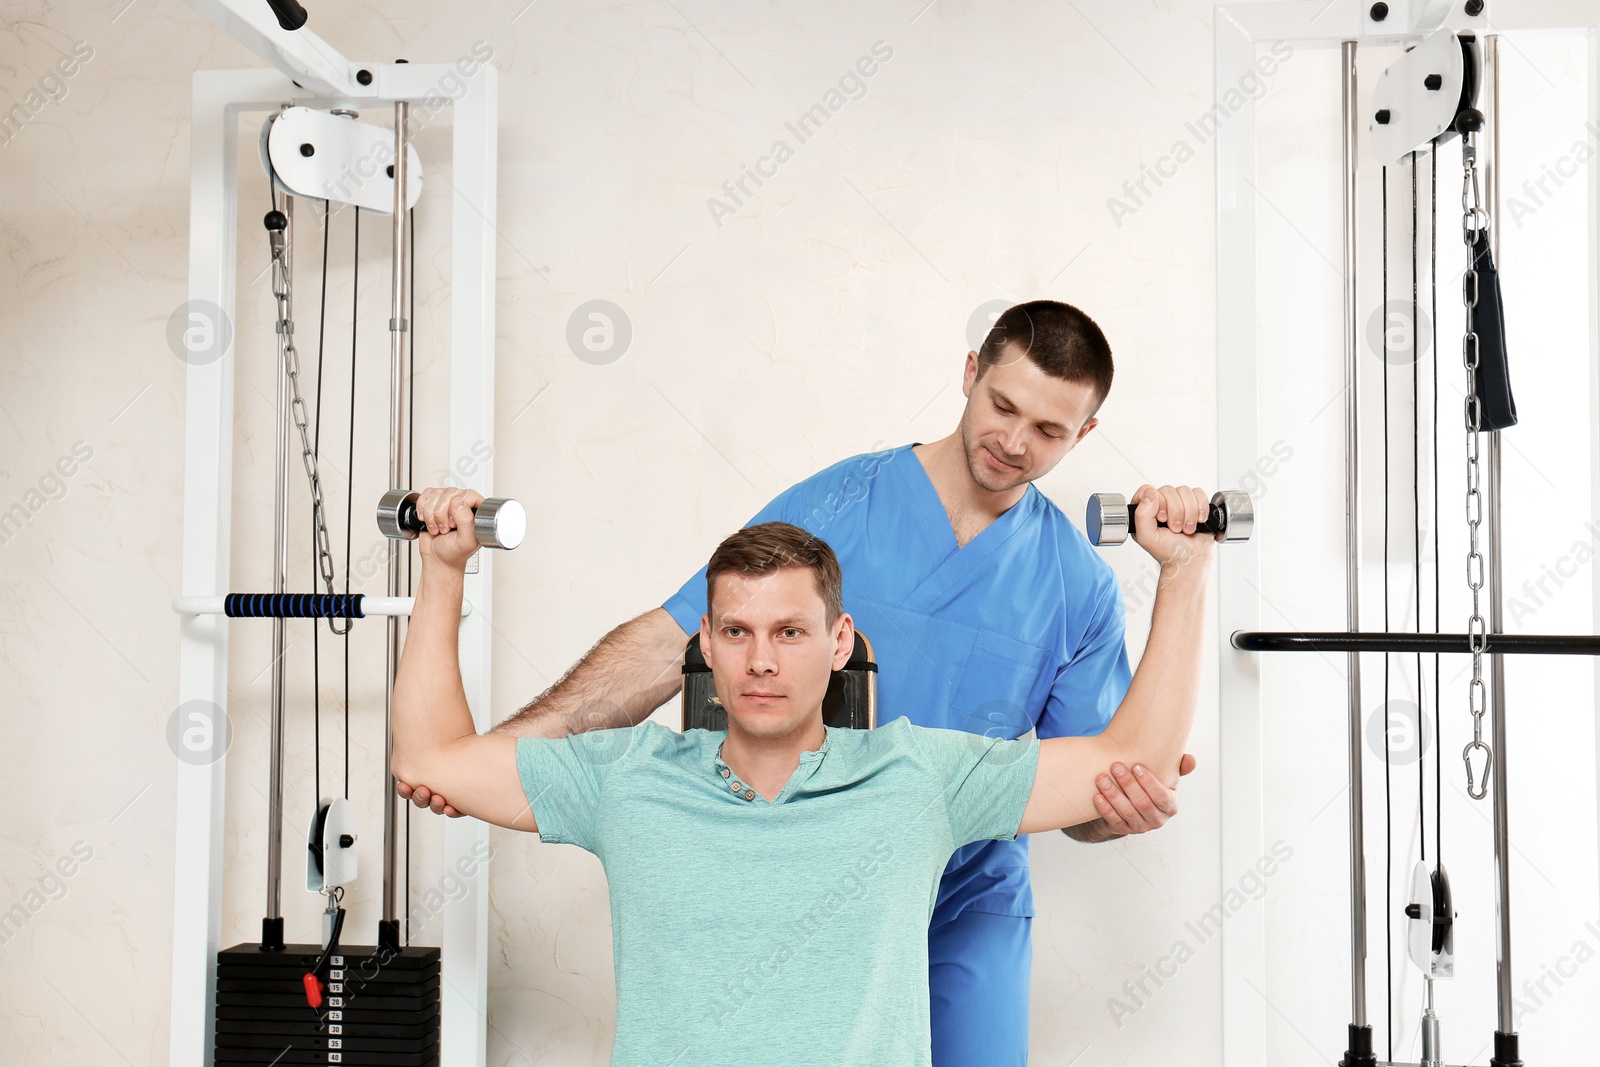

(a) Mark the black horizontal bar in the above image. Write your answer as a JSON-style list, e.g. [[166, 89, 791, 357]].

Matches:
[[1232, 630, 1600, 656]]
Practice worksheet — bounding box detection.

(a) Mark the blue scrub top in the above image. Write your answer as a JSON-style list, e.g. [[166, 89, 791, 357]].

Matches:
[[663, 443, 1133, 920]]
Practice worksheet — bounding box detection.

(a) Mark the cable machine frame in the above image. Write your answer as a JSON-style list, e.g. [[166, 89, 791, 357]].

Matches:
[[1215, 2, 1600, 1065], [168, 6, 499, 1065]]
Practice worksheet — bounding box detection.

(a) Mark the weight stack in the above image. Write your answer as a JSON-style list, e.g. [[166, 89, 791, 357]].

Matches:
[[214, 942, 441, 1065]]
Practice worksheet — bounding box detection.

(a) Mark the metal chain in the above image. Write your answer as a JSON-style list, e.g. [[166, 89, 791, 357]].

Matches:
[[1460, 134, 1491, 800], [271, 199, 352, 637]]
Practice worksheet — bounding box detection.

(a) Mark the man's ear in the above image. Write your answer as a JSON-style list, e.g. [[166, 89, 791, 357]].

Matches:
[[698, 613, 712, 668], [1075, 416, 1099, 444], [831, 612, 855, 671], [961, 350, 979, 398]]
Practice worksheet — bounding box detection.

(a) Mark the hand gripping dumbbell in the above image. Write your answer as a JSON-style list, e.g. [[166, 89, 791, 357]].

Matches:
[[1086, 489, 1254, 547], [376, 489, 528, 550]]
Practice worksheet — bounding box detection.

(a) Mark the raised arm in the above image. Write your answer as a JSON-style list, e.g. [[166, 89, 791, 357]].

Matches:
[[396, 488, 690, 815], [390, 495, 538, 832], [1018, 485, 1212, 835], [491, 606, 688, 737]]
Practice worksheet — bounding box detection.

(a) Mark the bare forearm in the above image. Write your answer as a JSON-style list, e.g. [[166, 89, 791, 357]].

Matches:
[[1099, 560, 1208, 786], [392, 566, 475, 778], [492, 607, 687, 737], [1023, 560, 1209, 834]]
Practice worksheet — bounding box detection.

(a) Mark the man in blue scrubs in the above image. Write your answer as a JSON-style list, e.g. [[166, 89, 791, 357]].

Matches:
[[399, 299, 1196, 1064]]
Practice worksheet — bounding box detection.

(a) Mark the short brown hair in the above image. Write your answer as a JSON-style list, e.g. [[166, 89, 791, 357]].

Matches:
[[977, 299, 1114, 413], [705, 522, 843, 623]]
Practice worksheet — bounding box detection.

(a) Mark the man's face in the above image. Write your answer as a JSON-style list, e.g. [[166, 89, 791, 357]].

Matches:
[[700, 567, 853, 741], [957, 345, 1101, 493]]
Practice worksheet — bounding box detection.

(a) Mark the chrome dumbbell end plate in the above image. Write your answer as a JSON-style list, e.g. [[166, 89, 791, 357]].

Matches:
[[1086, 489, 1255, 546], [1086, 493, 1130, 547], [475, 497, 527, 551], [376, 488, 420, 541], [376, 488, 528, 550], [1212, 490, 1254, 543]]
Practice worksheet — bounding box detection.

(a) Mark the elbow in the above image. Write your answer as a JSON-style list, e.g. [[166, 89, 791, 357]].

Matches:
[[1100, 718, 1178, 779], [390, 745, 424, 786], [391, 734, 464, 787]]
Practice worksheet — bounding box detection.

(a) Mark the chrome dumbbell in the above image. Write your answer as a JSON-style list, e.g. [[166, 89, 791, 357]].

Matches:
[[376, 489, 528, 550], [1086, 490, 1254, 547]]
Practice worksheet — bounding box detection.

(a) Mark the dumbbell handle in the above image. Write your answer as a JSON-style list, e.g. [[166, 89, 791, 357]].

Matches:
[[1087, 490, 1254, 547], [377, 489, 527, 550], [1122, 500, 1225, 536]]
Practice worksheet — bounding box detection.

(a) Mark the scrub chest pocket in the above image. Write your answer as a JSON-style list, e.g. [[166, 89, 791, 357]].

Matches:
[[948, 629, 1052, 739]]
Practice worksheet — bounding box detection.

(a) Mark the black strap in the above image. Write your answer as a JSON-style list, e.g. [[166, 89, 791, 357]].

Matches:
[[1470, 234, 1517, 431]]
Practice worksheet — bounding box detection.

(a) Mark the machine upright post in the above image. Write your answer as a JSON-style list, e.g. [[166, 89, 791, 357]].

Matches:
[[381, 99, 411, 952], [1481, 34, 1522, 1067], [263, 194, 292, 952], [170, 59, 498, 1067], [1339, 38, 1376, 1067]]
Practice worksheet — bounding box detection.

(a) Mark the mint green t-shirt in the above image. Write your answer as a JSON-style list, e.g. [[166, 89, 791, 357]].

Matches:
[[516, 716, 1040, 1067]]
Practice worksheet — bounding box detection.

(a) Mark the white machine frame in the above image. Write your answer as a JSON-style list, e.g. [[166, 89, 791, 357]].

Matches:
[[169, 4, 498, 1065], [1215, 1, 1600, 1065], [164, 1, 1600, 1064]]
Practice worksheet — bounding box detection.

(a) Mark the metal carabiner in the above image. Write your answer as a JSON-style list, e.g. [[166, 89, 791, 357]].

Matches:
[[1463, 740, 1493, 800]]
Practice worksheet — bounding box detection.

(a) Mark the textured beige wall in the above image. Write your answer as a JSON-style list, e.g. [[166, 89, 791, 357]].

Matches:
[[3, 0, 1594, 1064]]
